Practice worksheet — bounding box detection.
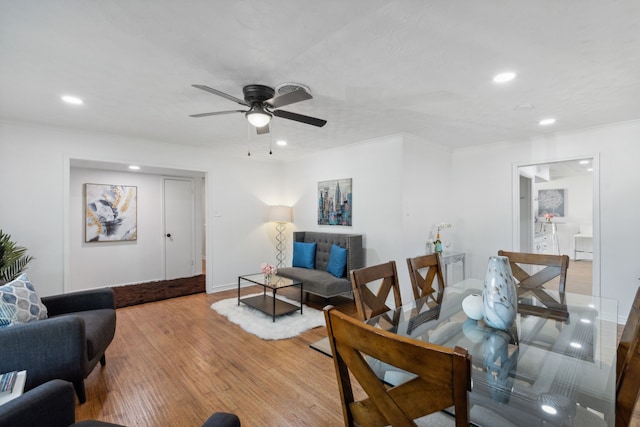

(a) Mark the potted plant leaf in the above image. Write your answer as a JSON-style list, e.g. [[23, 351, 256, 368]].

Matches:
[[0, 229, 34, 283]]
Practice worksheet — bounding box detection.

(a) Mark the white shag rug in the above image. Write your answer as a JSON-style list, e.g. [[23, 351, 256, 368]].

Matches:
[[210, 293, 325, 340]]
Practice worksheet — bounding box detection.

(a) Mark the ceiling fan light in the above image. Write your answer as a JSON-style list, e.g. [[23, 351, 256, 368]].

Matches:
[[246, 105, 272, 128]]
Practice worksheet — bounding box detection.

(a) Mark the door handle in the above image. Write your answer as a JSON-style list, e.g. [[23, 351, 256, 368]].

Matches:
[[166, 233, 172, 238]]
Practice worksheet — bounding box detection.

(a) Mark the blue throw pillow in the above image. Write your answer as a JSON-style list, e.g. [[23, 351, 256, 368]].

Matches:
[[326, 244, 348, 278], [292, 242, 316, 269]]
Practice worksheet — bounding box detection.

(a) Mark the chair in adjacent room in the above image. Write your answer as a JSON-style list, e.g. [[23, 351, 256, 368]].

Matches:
[[323, 305, 472, 426], [574, 224, 593, 261], [350, 260, 403, 321], [406, 253, 446, 307]]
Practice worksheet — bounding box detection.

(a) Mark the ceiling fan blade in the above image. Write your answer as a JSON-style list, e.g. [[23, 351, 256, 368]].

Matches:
[[189, 110, 246, 118], [273, 109, 327, 127], [192, 85, 249, 106], [265, 88, 312, 109], [256, 124, 270, 135]]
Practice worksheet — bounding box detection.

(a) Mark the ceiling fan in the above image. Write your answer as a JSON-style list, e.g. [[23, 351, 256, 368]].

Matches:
[[189, 84, 327, 134]]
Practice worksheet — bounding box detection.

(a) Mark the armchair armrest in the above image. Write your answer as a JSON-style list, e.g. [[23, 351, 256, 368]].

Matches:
[[0, 316, 87, 391], [0, 379, 75, 427], [42, 288, 115, 316], [201, 412, 241, 427]]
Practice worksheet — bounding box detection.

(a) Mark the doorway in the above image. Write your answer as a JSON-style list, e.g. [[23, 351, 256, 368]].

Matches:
[[513, 156, 600, 296]]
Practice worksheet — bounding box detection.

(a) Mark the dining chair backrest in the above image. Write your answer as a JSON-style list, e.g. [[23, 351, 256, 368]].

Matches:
[[350, 261, 403, 321], [323, 306, 472, 427], [406, 253, 445, 306], [616, 286, 640, 426], [497, 250, 570, 294]]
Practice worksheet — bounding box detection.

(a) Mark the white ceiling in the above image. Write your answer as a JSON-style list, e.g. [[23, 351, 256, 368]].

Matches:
[[2, 1, 640, 161]]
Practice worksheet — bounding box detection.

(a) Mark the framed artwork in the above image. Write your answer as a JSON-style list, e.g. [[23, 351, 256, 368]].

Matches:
[[318, 178, 352, 226], [537, 189, 565, 217], [85, 183, 138, 242]]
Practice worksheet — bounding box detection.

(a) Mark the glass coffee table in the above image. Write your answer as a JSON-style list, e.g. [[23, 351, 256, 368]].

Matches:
[[237, 273, 303, 322]]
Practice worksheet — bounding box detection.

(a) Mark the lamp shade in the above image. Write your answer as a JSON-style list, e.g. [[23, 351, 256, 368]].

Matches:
[[268, 205, 292, 223], [246, 105, 272, 128]]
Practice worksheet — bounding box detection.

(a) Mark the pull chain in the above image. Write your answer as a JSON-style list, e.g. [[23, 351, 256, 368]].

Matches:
[[247, 121, 251, 156]]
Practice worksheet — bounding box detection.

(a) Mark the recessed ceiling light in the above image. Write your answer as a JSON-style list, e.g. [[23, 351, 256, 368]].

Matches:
[[128, 165, 140, 170], [539, 118, 556, 126], [276, 140, 287, 146], [579, 160, 590, 165], [493, 72, 516, 83], [587, 168, 593, 172], [61, 95, 84, 105]]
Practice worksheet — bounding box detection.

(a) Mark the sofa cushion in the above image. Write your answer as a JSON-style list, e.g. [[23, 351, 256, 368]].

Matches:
[[277, 267, 352, 298], [0, 273, 48, 328], [326, 244, 348, 278], [292, 242, 316, 269], [301, 232, 349, 272], [55, 309, 116, 361]]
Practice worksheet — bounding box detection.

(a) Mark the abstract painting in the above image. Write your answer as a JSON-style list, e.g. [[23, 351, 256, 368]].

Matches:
[[537, 189, 565, 217], [318, 178, 352, 226], [85, 184, 137, 242]]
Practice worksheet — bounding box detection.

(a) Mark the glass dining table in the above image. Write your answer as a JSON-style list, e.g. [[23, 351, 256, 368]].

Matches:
[[365, 278, 618, 426]]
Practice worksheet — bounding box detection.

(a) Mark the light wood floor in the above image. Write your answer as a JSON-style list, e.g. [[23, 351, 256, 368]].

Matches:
[[76, 288, 358, 426], [76, 266, 640, 426], [547, 259, 592, 295]]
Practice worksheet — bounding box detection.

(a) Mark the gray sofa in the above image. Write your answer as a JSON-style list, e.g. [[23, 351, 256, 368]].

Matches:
[[0, 288, 116, 403], [277, 231, 364, 299]]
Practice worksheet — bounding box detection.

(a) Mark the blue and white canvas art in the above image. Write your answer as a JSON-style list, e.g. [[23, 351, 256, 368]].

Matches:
[[85, 183, 137, 242], [537, 188, 566, 217]]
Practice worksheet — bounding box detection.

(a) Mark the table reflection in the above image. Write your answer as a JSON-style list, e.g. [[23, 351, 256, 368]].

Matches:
[[364, 279, 618, 426], [482, 328, 518, 404]]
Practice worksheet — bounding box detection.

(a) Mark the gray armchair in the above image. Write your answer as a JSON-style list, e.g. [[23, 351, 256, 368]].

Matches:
[[0, 379, 241, 427], [0, 288, 116, 403]]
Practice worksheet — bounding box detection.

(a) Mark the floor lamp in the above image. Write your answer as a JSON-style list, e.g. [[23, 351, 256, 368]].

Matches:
[[268, 205, 292, 268]]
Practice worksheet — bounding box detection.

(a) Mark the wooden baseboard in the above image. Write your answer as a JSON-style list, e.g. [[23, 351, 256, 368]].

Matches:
[[112, 275, 205, 308]]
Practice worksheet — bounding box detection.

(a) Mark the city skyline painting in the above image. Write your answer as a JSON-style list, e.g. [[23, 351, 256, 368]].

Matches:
[[318, 178, 352, 226]]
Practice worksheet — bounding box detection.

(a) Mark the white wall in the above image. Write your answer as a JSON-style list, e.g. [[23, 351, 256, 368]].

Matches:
[[0, 120, 282, 296], [3, 117, 639, 322], [69, 168, 206, 291], [452, 120, 640, 321], [284, 134, 453, 304]]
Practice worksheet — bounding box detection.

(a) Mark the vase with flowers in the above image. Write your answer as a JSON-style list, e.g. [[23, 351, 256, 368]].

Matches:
[[544, 213, 554, 222], [261, 262, 277, 283], [431, 222, 452, 254]]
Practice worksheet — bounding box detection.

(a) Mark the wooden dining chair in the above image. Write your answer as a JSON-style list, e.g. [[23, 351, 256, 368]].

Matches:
[[406, 253, 445, 306], [323, 305, 472, 427], [497, 250, 570, 294], [576, 286, 640, 426], [350, 261, 403, 321], [615, 286, 640, 427]]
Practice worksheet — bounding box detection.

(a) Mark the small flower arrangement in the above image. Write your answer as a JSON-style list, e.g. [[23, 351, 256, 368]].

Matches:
[[544, 213, 554, 222], [427, 223, 453, 244], [261, 263, 277, 276], [437, 223, 452, 233], [427, 223, 453, 253]]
